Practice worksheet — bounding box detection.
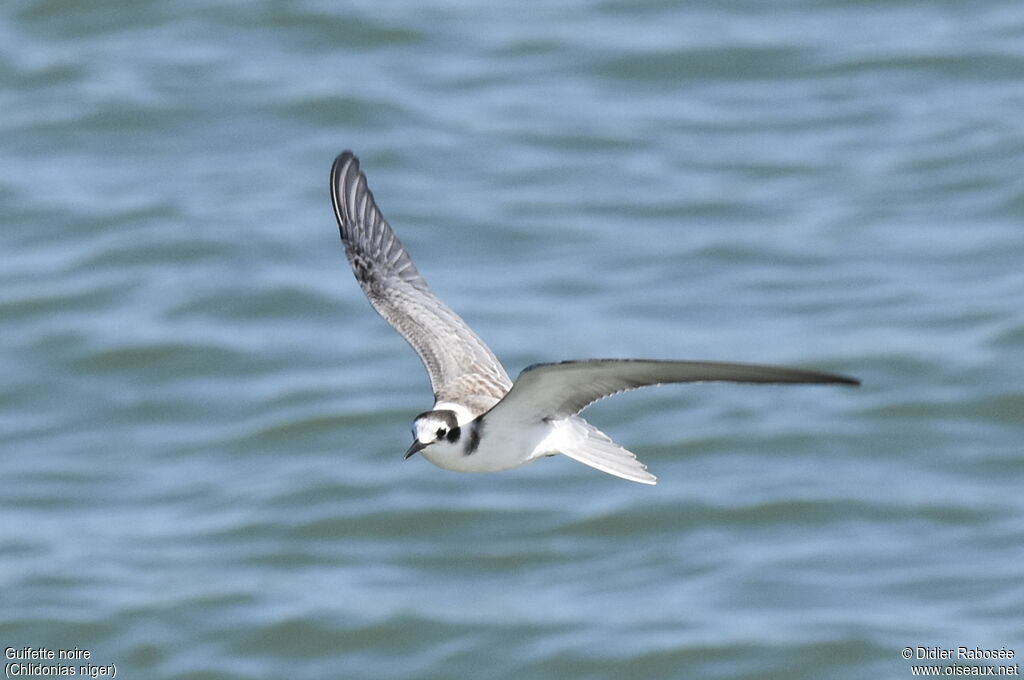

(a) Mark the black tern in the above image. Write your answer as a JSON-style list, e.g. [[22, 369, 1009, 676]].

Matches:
[[330, 151, 858, 484]]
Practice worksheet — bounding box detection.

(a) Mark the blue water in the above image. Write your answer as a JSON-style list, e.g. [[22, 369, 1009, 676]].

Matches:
[[2, 1, 1023, 678]]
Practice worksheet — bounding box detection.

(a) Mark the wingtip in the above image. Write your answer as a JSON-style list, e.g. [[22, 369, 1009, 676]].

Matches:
[[334, 149, 357, 165], [331, 149, 359, 178], [330, 151, 363, 230], [331, 151, 358, 184]]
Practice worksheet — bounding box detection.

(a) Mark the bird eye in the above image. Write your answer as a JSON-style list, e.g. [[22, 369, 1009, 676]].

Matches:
[[436, 428, 446, 438]]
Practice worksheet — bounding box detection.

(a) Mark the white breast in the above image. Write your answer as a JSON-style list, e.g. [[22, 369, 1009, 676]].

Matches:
[[421, 414, 553, 473]]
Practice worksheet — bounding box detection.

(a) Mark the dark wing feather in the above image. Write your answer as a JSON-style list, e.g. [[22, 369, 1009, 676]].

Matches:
[[330, 151, 511, 404], [488, 359, 859, 423]]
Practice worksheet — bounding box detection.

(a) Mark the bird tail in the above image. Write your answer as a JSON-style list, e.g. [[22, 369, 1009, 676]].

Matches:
[[547, 418, 657, 485]]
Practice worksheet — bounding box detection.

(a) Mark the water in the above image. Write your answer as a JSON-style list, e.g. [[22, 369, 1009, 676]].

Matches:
[[2, 1, 1023, 678]]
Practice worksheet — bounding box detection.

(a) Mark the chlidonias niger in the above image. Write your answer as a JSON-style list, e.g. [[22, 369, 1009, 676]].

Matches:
[[330, 151, 858, 485]]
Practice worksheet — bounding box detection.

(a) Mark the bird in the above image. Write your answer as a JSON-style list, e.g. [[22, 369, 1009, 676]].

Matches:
[[329, 151, 858, 485]]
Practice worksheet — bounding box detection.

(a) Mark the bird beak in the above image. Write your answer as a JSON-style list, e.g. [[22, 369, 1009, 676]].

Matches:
[[404, 440, 426, 459]]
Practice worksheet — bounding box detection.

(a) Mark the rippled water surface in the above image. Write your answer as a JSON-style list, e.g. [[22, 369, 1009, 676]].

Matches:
[[2, 1, 1023, 678]]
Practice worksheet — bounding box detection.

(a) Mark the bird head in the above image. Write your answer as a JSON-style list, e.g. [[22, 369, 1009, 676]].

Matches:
[[405, 409, 461, 458]]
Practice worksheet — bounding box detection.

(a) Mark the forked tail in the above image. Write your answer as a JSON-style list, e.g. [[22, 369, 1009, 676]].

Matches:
[[548, 418, 657, 485]]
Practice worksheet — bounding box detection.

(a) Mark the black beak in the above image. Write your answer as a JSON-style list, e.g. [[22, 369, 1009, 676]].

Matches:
[[404, 440, 426, 459]]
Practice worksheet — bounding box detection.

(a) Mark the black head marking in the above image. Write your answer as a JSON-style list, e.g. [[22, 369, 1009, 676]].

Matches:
[[464, 419, 483, 456], [415, 409, 459, 428]]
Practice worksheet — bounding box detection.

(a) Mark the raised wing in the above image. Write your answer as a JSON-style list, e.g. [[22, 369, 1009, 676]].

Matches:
[[488, 359, 859, 423], [330, 151, 511, 404]]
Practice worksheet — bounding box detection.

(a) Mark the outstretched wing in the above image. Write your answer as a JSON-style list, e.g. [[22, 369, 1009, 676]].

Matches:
[[489, 359, 859, 423], [330, 151, 511, 404]]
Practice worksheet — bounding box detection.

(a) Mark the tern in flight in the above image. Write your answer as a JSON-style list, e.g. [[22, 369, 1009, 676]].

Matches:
[[330, 151, 858, 484]]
